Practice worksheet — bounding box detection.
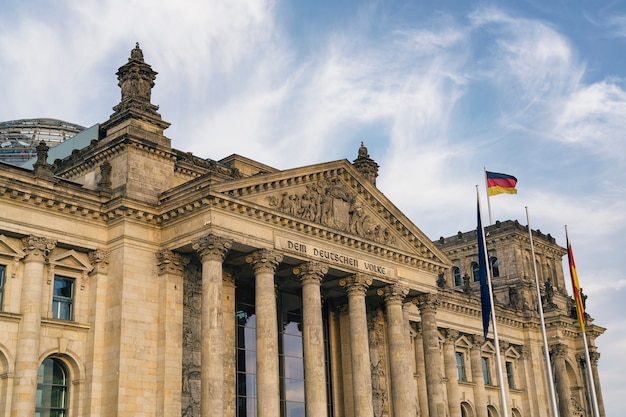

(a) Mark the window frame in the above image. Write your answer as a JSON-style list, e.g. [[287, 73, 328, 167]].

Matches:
[[471, 262, 480, 282], [481, 356, 492, 385], [36, 357, 69, 416], [453, 266, 462, 287], [52, 275, 75, 321], [456, 351, 467, 382], [0, 264, 5, 311]]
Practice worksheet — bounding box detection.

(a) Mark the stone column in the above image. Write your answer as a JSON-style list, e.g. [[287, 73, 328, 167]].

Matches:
[[246, 250, 283, 417], [414, 293, 446, 417], [338, 304, 354, 417], [339, 274, 374, 417], [442, 329, 461, 416], [378, 284, 416, 417], [193, 235, 232, 417], [413, 326, 429, 417], [85, 250, 110, 417], [156, 250, 187, 417], [588, 350, 606, 417], [551, 343, 571, 417], [222, 272, 236, 417], [294, 262, 329, 417], [469, 336, 488, 417], [12, 236, 56, 417]]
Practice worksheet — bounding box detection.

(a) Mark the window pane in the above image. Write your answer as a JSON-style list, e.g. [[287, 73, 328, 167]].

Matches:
[[285, 400, 305, 417], [282, 335, 303, 358], [283, 356, 304, 380], [283, 378, 305, 402], [0, 265, 5, 310], [36, 358, 68, 417], [456, 352, 466, 381], [52, 277, 74, 320]]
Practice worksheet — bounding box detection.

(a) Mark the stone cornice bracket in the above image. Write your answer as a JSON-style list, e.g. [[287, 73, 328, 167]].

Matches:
[[192, 234, 232, 263], [89, 249, 110, 275], [156, 250, 189, 276], [293, 261, 328, 286], [22, 235, 56, 262], [377, 283, 409, 305], [245, 249, 283, 274], [339, 273, 372, 297], [550, 343, 568, 358], [412, 293, 440, 313]]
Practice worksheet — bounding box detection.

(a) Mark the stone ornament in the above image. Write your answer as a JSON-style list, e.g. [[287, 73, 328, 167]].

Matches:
[[192, 234, 232, 263], [267, 179, 396, 245]]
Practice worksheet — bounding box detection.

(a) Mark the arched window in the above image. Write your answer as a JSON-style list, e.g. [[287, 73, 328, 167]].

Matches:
[[511, 407, 522, 417], [472, 262, 480, 282], [36, 357, 69, 416], [461, 401, 474, 417], [487, 405, 499, 417], [453, 267, 462, 286], [489, 257, 499, 278]]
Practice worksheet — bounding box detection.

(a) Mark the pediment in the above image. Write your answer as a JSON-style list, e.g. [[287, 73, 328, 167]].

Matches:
[[0, 235, 26, 259], [210, 160, 450, 269], [49, 249, 92, 272]]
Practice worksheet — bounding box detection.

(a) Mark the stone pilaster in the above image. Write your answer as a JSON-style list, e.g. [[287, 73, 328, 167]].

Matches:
[[442, 329, 461, 417], [193, 235, 232, 417], [551, 343, 571, 417], [294, 262, 329, 417], [469, 336, 488, 417], [246, 250, 283, 417], [414, 293, 446, 417], [517, 346, 534, 417], [156, 250, 187, 417], [85, 249, 110, 417], [378, 284, 416, 417], [12, 236, 56, 417], [222, 272, 236, 417], [588, 350, 606, 417], [339, 274, 374, 417]]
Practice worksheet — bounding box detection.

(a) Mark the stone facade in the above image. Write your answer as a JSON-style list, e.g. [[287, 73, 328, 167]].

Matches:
[[0, 45, 605, 417]]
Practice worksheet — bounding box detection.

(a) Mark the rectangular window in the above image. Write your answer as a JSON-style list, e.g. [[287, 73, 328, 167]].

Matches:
[[0, 265, 5, 311], [482, 357, 492, 385], [456, 351, 467, 381], [52, 276, 74, 320], [506, 361, 515, 389]]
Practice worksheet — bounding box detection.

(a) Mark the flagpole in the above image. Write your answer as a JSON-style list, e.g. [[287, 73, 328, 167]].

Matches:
[[565, 226, 600, 417], [477, 186, 508, 417], [526, 207, 559, 417], [484, 166, 494, 224]]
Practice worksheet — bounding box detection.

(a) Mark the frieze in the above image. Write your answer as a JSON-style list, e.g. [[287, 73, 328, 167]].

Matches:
[[276, 236, 395, 278], [267, 179, 397, 246]]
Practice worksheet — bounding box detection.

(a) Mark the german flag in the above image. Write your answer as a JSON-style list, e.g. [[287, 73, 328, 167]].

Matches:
[[486, 171, 517, 196]]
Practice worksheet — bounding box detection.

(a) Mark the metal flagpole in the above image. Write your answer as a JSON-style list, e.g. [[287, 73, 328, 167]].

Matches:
[[484, 166, 494, 224], [565, 225, 601, 417], [526, 207, 559, 417], [477, 187, 508, 417]]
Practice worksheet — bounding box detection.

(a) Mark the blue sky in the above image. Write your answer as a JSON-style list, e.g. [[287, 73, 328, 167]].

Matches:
[[1, 0, 624, 414]]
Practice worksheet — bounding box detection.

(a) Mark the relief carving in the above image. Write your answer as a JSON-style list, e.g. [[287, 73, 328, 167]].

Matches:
[[369, 308, 390, 417], [182, 261, 202, 416], [267, 179, 396, 245]]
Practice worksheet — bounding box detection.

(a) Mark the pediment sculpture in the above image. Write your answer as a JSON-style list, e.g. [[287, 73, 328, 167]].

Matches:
[[267, 178, 396, 246]]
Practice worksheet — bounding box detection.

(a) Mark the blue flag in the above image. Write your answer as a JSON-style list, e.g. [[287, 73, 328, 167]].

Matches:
[[477, 200, 491, 339]]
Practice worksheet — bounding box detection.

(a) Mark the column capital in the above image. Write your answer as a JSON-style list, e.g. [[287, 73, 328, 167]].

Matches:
[[192, 234, 232, 262], [499, 340, 510, 354], [519, 344, 530, 360], [245, 249, 283, 274], [550, 343, 568, 358], [89, 249, 110, 275], [470, 334, 484, 350], [339, 273, 372, 296], [377, 283, 408, 305], [293, 261, 328, 286], [156, 250, 189, 275], [444, 328, 459, 343], [22, 235, 56, 261], [413, 293, 439, 313], [222, 271, 236, 286]]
